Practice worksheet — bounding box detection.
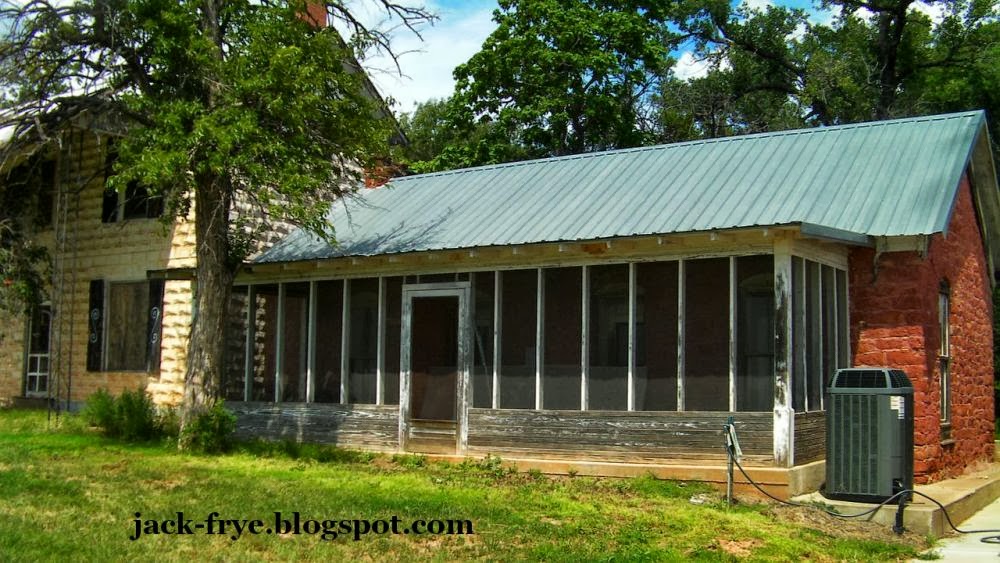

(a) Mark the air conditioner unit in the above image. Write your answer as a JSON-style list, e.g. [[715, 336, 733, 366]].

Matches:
[[824, 367, 914, 503]]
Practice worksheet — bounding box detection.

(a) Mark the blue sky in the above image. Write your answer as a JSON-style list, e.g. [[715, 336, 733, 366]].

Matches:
[[363, 0, 948, 113]]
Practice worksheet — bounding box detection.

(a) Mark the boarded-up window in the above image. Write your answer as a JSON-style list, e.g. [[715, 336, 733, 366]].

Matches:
[[251, 285, 279, 401], [315, 280, 344, 403], [280, 283, 309, 402], [472, 272, 495, 408], [684, 258, 729, 411], [636, 261, 678, 411], [106, 281, 151, 371], [736, 255, 774, 412], [223, 286, 251, 401], [589, 264, 628, 410], [499, 269, 537, 409], [348, 278, 378, 404], [383, 277, 403, 405], [543, 267, 582, 410]]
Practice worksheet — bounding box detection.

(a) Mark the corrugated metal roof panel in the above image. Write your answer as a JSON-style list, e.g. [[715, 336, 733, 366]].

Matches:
[[256, 111, 987, 263]]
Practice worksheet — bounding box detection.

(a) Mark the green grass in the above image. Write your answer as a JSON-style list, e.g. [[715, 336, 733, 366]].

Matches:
[[0, 409, 926, 561]]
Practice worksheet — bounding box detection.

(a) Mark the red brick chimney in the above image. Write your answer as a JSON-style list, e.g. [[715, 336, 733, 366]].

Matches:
[[299, 1, 327, 28]]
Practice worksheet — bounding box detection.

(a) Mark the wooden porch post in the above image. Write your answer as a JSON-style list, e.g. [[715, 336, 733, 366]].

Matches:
[[773, 239, 795, 467]]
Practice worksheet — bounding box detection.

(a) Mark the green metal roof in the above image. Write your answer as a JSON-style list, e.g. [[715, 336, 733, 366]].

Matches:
[[256, 111, 990, 263]]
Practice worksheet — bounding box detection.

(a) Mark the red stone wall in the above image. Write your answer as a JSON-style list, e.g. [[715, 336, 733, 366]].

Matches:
[[849, 174, 995, 483]]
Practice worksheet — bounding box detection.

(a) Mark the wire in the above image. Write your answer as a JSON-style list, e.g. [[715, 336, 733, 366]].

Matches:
[[725, 443, 1000, 545]]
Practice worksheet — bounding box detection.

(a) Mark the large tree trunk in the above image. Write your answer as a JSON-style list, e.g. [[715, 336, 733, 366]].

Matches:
[[181, 172, 234, 430]]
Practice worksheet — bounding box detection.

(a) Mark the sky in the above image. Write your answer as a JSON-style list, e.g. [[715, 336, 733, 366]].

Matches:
[[360, 0, 951, 115]]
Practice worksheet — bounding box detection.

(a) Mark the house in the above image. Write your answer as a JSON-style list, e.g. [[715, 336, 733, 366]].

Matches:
[[225, 110, 998, 496], [0, 119, 199, 408], [0, 9, 402, 413]]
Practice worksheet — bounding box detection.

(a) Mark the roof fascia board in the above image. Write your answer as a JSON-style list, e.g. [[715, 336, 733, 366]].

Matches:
[[967, 122, 1000, 286], [799, 222, 874, 247], [935, 111, 988, 236], [874, 235, 930, 255]]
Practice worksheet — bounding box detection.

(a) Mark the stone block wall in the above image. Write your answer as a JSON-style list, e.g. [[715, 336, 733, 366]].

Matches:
[[0, 127, 196, 407], [849, 173, 995, 482]]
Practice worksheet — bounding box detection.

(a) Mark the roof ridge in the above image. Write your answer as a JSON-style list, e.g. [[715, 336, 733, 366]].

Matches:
[[393, 110, 985, 183]]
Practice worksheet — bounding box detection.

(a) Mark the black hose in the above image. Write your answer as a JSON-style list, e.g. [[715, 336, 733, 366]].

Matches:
[[726, 445, 1000, 545]]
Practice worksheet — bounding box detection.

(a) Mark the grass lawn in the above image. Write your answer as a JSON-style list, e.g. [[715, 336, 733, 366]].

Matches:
[[0, 409, 931, 561]]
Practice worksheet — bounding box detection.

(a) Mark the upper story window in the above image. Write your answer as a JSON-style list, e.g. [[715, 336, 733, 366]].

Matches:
[[102, 142, 163, 223], [4, 154, 56, 229]]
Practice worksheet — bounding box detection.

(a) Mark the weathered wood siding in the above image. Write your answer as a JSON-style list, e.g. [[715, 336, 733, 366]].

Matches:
[[795, 411, 826, 463], [230, 402, 399, 451], [466, 409, 774, 462]]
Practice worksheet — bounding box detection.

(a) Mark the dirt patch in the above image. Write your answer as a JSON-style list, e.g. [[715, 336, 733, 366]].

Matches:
[[768, 504, 927, 546], [717, 538, 762, 557]]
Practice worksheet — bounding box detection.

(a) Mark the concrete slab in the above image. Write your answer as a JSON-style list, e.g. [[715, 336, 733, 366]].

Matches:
[[920, 496, 1000, 561], [791, 463, 1000, 536]]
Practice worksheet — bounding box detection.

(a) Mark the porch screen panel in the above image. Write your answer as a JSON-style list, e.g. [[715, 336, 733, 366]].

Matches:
[[499, 269, 537, 409], [223, 286, 250, 402], [280, 282, 309, 402], [736, 255, 774, 411], [791, 257, 805, 411], [383, 277, 403, 405], [543, 267, 582, 410], [589, 264, 628, 410], [348, 278, 379, 404], [684, 258, 729, 411], [636, 261, 678, 411], [472, 272, 495, 408], [250, 284, 279, 402], [314, 280, 343, 403], [822, 265, 838, 391], [805, 261, 822, 410]]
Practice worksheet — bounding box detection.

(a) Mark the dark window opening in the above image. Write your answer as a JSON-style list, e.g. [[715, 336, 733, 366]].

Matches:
[[103, 142, 162, 223]]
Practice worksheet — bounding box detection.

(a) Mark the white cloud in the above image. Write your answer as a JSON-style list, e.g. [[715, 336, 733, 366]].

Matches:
[[911, 1, 949, 24], [787, 21, 807, 41], [357, 1, 498, 112], [673, 52, 711, 81], [741, 0, 775, 12]]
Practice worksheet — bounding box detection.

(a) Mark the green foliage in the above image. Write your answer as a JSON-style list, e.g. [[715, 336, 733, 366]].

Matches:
[[446, 0, 676, 162], [82, 387, 170, 442], [178, 401, 236, 454], [405, 1, 1000, 171]]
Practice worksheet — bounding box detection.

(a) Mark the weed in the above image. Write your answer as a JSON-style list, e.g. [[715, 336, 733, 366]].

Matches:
[[393, 454, 427, 468], [179, 401, 236, 453], [82, 387, 165, 441]]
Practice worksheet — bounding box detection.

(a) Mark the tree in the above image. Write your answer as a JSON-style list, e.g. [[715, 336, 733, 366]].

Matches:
[[397, 96, 531, 173], [668, 0, 999, 129], [448, 0, 678, 161], [0, 0, 431, 429]]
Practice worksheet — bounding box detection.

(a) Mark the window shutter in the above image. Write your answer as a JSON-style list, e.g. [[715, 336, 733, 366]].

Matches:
[[101, 189, 119, 223], [147, 280, 165, 373], [86, 280, 104, 371]]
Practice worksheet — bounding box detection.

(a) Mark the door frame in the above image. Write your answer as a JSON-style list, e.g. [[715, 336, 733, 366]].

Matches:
[[399, 282, 471, 454]]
